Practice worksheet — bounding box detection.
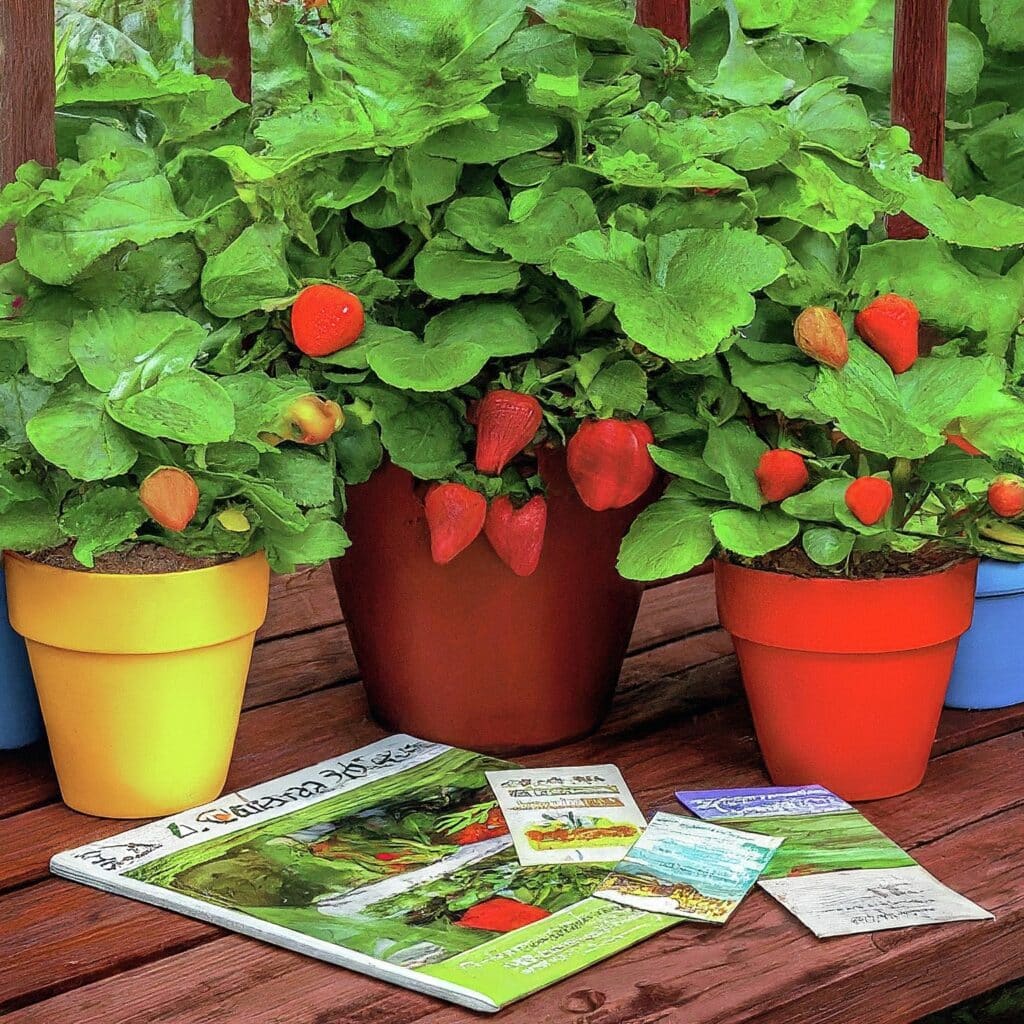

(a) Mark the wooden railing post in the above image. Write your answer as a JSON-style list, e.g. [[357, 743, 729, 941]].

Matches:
[[0, 2, 56, 262], [192, 0, 252, 103], [888, 0, 948, 240], [637, 0, 691, 47]]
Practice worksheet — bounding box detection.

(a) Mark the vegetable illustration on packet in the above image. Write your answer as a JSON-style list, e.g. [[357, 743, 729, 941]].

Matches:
[[485, 765, 647, 865]]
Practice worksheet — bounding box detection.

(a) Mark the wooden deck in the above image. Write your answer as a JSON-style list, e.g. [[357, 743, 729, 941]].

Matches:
[[2, 570, 1023, 1024]]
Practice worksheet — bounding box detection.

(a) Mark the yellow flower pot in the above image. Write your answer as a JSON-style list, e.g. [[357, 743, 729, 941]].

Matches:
[[4, 552, 270, 818]]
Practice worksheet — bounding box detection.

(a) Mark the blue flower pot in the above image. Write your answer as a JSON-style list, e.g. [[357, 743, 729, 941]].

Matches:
[[0, 569, 43, 749], [946, 560, 1024, 710]]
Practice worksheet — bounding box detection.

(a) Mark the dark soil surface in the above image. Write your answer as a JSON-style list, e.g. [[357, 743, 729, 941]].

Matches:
[[25, 542, 234, 575], [730, 541, 974, 580]]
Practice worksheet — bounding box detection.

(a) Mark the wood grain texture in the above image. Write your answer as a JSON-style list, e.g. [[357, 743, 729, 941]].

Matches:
[[637, 0, 691, 46], [887, 0, 948, 241], [4, 732, 1020, 1023], [0, 1, 56, 261], [192, 0, 252, 102]]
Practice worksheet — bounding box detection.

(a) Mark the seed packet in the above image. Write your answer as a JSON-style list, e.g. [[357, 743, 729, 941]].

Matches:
[[676, 785, 993, 937], [593, 811, 782, 922], [485, 764, 647, 865]]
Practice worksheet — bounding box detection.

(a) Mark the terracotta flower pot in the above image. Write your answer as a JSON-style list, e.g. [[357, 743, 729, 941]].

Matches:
[[331, 450, 648, 753], [715, 558, 978, 801]]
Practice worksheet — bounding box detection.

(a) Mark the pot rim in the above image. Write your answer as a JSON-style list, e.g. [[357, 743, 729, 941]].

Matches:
[[976, 558, 1024, 598], [714, 557, 979, 654], [4, 549, 264, 581], [714, 552, 978, 585]]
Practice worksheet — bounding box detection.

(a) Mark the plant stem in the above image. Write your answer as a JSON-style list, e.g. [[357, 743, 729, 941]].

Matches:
[[385, 231, 425, 278], [582, 299, 614, 333], [892, 456, 913, 526]]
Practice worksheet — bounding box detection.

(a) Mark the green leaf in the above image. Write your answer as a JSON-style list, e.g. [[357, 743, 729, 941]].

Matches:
[[702, 420, 768, 509], [711, 506, 799, 556], [0, 378, 53, 445], [201, 221, 296, 318], [60, 487, 147, 569], [648, 445, 729, 493], [333, 414, 384, 485], [373, 395, 466, 479], [725, 349, 825, 421], [781, 478, 850, 522], [367, 302, 538, 392], [108, 370, 235, 444], [788, 78, 873, 156], [980, 0, 1024, 52], [263, 519, 351, 575], [413, 234, 522, 300], [27, 382, 137, 481], [0, 499, 64, 552], [16, 175, 194, 286], [257, 448, 337, 508], [802, 525, 855, 566], [587, 360, 648, 416], [707, 2, 794, 106], [551, 227, 786, 360], [0, 291, 84, 383], [68, 309, 207, 399], [617, 482, 718, 581]]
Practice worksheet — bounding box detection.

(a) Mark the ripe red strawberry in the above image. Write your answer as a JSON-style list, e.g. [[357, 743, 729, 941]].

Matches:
[[944, 432, 982, 456], [987, 474, 1024, 518], [424, 483, 487, 565], [139, 467, 200, 532], [474, 391, 543, 475], [854, 294, 919, 374], [567, 419, 655, 511], [793, 307, 849, 369], [484, 494, 547, 577], [755, 450, 808, 503], [845, 477, 893, 526], [290, 284, 365, 357]]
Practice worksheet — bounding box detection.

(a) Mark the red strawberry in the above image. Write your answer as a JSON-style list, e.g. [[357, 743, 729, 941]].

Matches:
[[291, 284, 365, 357], [944, 432, 982, 456], [139, 467, 200, 532], [793, 307, 849, 369], [988, 474, 1024, 518], [854, 294, 919, 374], [424, 483, 487, 565], [845, 477, 893, 525], [484, 494, 547, 577], [755, 450, 808, 503], [474, 391, 543, 475], [566, 419, 656, 511]]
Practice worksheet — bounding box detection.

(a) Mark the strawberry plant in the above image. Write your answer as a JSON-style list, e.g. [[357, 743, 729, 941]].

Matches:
[[0, 65, 349, 572], [231, 0, 1024, 578]]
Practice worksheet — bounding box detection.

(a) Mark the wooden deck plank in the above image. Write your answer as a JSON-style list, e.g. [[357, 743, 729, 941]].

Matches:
[[2, 733, 1018, 1023]]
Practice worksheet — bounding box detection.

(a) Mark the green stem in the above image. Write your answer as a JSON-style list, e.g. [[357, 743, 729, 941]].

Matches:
[[385, 231, 425, 278], [892, 456, 913, 526], [582, 299, 614, 333]]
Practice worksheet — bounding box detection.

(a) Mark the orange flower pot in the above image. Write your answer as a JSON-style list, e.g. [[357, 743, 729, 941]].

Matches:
[[715, 558, 978, 801]]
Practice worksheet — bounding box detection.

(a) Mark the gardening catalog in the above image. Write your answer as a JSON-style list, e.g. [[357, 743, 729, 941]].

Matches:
[[51, 736, 678, 1013], [676, 785, 993, 938]]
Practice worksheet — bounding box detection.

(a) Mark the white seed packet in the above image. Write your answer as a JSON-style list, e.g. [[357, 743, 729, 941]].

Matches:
[[485, 765, 648, 865]]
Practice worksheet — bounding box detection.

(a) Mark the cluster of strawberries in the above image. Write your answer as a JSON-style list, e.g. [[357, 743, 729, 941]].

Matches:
[[757, 295, 1024, 523], [428, 392, 655, 577]]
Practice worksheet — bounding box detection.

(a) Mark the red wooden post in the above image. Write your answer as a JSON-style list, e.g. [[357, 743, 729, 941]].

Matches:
[[637, 0, 691, 47], [0, 2, 57, 262], [888, 0, 948, 240], [192, 0, 252, 103]]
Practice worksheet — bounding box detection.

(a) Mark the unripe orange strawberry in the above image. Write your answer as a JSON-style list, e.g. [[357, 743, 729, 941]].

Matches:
[[285, 395, 344, 445], [988, 474, 1024, 518], [793, 307, 849, 369], [755, 449, 808, 503], [845, 476, 893, 526], [139, 467, 200, 532], [854, 294, 919, 374], [291, 284, 364, 357]]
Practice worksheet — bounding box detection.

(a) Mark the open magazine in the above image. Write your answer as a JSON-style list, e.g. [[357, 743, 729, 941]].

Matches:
[[52, 735, 677, 1012]]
